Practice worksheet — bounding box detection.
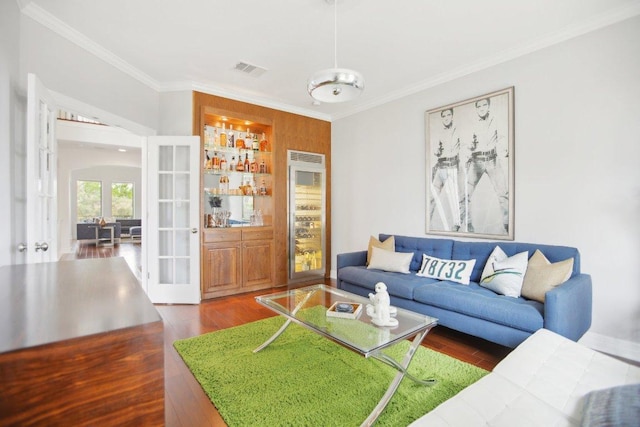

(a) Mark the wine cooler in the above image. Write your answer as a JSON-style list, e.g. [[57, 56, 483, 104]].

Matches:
[[288, 150, 326, 281]]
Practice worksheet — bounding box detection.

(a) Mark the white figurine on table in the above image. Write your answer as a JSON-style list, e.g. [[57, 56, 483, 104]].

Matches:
[[366, 282, 399, 327]]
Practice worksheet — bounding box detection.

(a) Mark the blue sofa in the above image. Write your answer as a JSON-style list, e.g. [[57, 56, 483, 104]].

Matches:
[[337, 234, 592, 348]]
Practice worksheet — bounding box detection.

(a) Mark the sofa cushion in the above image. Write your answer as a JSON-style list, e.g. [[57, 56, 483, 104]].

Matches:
[[380, 234, 454, 273], [453, 240, 581, 282], [338, 266, 437, 300], [416, 253, 476, 285], [367, 235, 395, 265], [413, 281, 543, 332], [480, 246, 528, 298], [493, 328, 640, 424], [521, 250, 573, 302], [367, 247, 412, 274]]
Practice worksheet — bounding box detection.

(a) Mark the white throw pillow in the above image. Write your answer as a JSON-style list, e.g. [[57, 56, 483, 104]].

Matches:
[[367, 235, 395, 265], [367, 246, 412, 274], [416, 253, 476, 285], [480, 246, 529, 298]]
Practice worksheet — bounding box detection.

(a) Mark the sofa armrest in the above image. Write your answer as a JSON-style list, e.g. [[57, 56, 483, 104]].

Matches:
[[544, 273, 592, 341], [337, 251, 367, 269]]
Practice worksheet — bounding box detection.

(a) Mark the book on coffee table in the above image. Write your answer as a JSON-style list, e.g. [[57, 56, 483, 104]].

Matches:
[[326, 302, 363, 319]]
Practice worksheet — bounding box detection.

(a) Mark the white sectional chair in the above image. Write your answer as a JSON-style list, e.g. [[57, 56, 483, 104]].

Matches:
[[410, 329, 640, 426]]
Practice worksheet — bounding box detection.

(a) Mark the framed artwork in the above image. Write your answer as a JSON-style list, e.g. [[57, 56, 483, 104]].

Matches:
[[425, 87, 514, 240]]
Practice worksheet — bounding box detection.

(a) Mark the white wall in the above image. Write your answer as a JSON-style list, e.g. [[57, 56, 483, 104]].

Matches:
[[0, 0, 25, 267], [159, 91, 193, 136], [332, 17, 640, 359], [19, 14, 160, 132]]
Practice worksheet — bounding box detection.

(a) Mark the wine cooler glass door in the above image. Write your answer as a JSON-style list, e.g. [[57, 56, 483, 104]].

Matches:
[[289, 166, 325, 280]]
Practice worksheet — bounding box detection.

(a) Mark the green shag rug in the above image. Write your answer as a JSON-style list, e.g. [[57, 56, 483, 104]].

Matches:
[[174, 310, 488, 426]]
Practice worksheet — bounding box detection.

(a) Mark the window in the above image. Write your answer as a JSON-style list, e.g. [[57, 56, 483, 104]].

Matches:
[[77, 180, 102, 221], [112, 182, 134, 219]]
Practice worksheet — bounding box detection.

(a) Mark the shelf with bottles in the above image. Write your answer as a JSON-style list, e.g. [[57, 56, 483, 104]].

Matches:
[[203, 151, 271, 175], [203, 117, 271, 153], [294, 248, 322, 272]]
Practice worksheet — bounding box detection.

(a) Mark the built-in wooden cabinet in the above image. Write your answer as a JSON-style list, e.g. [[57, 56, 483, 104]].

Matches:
[[202, 227, 274, 299], [193, 91, 332, 300]]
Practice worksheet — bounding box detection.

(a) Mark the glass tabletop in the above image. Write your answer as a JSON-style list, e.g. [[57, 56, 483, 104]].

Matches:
[[255, 284, 437, 357]]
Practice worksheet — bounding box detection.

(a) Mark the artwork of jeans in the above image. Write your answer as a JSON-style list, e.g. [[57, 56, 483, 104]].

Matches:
[[426, 87, 514, 240]]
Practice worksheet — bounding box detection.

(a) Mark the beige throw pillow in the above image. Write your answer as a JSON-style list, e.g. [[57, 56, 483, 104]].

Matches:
[[367, 235, 395, 265], [521, 250, 574, 303]]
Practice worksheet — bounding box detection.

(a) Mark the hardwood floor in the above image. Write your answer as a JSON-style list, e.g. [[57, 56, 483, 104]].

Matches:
[[63, 241, 512, 426]]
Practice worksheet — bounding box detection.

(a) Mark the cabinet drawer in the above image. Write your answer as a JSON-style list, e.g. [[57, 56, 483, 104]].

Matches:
[[242, 227, 273, 241], [203, 228, 242, 243]]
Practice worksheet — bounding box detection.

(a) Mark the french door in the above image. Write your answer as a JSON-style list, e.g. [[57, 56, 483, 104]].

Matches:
[[25, 73, 58, 264], [145, 136, 201, 303]]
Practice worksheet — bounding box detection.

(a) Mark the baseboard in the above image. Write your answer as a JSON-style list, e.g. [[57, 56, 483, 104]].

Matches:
[[579, 331, 640, 363]]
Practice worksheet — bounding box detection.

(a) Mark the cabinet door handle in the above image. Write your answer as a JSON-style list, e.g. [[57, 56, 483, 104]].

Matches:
[[191, 228, 198, 234], [18, 243, 27, 252]]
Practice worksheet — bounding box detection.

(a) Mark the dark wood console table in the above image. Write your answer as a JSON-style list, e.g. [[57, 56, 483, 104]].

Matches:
[[0, 257, 164, 426]]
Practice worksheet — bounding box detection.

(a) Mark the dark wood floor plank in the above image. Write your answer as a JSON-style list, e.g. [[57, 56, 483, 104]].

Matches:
[[63, 240, 510, 426]]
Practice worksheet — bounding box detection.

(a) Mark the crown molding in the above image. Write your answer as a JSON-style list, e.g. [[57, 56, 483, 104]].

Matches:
[[329, 2, 640, 121], [164, 80, 332, 122], [20, 2, 162, 91], [20, 1, 640, 123]]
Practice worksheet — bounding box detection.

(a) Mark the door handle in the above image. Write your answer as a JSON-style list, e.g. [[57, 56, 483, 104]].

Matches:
[[35, 242, 49, 252], [191, 228, 198, 234], [18, 243, 27, 252]]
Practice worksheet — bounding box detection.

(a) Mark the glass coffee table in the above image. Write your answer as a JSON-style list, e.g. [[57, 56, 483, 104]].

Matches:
[[254, 284, 438, 427]]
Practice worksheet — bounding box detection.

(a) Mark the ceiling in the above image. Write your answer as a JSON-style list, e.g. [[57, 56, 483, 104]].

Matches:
[[21, 0, 640, 122]]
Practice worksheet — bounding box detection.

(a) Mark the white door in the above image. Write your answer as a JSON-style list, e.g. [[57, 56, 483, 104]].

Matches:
[[25, 74, 58, 263], [146, 136, 201, 303]]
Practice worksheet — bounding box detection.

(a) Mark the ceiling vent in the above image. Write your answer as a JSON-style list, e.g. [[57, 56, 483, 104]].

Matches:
[[233, 61, 267, 77]]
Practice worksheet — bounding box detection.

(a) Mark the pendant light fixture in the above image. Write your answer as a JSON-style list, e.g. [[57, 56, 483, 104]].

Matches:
[[307, 0, 364, 103]]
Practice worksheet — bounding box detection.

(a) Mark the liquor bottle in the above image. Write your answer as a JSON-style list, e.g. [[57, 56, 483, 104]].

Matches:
[[236, 155, 244, 172], [212, 151, 220, 171], [250, 156, 258, 173], [243, 153, 250, 172], [213, 127, 220, 147], [204, 125, 211, 149], [219, 175, 229, 194], [220, 154, 227, 171], [220, 123, 227, 147], [259, 158, 267, 174], [228, 125, 235, 148], [252, 131, 259, 151], [236, 130, 245, 149], [244, 180, 252, 195], [259, 178, 267, 195], [259, 132, 269, 152], [205, 149, 212, 169], [229, 156, 236, 171]]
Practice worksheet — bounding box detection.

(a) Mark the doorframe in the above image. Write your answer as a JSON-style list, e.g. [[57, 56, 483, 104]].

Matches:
[[51, 91, 154, 292]]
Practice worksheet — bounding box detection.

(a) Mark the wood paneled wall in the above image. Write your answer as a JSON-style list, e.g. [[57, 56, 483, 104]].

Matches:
[[193, 92, 331, 287]]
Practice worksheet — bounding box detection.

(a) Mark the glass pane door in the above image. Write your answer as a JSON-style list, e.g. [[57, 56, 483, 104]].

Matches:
[[147, 136, 200, 304], [290, 168, 325, 279]]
